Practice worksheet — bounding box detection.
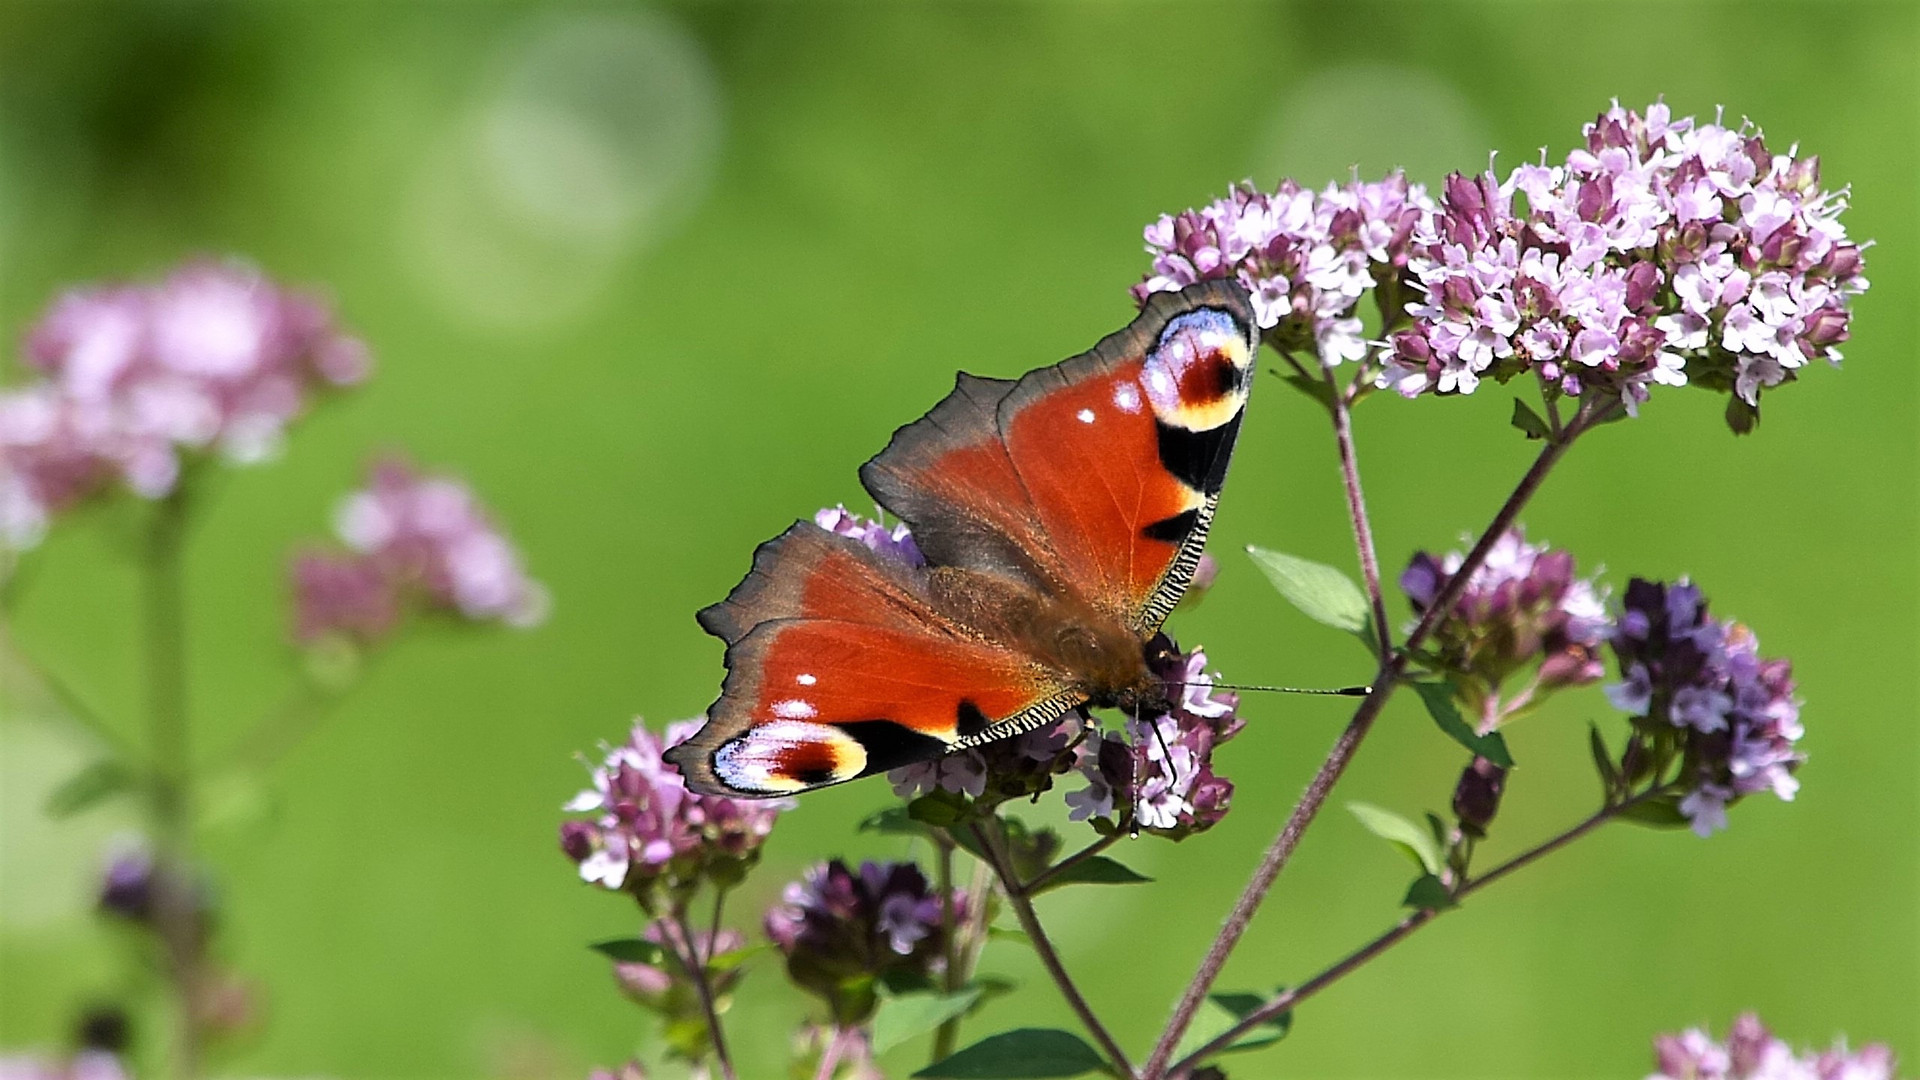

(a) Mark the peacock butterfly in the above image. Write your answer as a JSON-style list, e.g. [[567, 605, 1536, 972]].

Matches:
[[666, 279, 1258, 797]]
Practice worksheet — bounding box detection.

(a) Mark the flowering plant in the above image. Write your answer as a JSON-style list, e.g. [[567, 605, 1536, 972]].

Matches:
[[2, 260, 545, 1080], [551, 99, 1898, 1080]]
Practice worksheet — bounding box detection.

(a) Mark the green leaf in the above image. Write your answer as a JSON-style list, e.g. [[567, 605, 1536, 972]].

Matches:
[[860, 806, 928, 836], [1245, 546, 1370, 636], [914, 1029, 1108, 1078], [1280, 371, 1339, 416], [908, 792, 971, 828], [873, 987, 984, 1055], [1410, 682, 1515, 769], [1588, 723, 1620, 795], [1027, 856, 1151, 895], [1510, 398, 1551, 440], [1403, 873, 1458, 911], [46, 759, 140, 818], [985, 925, 1032, 949], [1348, 802, 1443, 876], [1618, 795, 1691, 829], [588, 938, 667, 965], [1207, 990, 1293, 1051]]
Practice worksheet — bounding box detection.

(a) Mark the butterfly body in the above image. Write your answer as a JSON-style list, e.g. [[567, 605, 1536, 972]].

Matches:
[[666, 280, 1258, 797]]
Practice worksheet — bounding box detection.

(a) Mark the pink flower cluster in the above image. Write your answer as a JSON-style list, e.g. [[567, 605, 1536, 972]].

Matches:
[[1133, 174, 1433, 365], [1382, 101, 1868, 419], [1403, 528, 1610, 701], [1652, 1013, 1897, 1080], [560, 719, 787, 893], [2, 260, 368, 549], [289, 457, 547, 644]]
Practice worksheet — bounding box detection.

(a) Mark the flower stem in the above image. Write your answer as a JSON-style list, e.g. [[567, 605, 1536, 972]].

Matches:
[[144, 486, 204, 1080], [1322, 361, 1392, 657], [932, 834, 963, 1062], [812, 1025, 848, 1080], [1143, 416, 1589, 1078], [661, 912, 738, 1080], [971, 821, 1134, 1078], [1165, 794, 1646, 1077]]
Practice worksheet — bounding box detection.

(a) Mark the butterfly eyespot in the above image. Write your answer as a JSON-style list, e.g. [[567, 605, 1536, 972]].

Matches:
[[1143, 309, 1252, 432], [713, 720, 868, 794]]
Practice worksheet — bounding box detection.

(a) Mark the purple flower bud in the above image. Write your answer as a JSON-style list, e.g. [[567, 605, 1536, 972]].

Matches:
[[765, 860, 962, 1024], [1605, 579, 1804, 836], [1451, 756, 1507, 837], [1402, 529, 1608, 709], [287, 550, 397, 646]]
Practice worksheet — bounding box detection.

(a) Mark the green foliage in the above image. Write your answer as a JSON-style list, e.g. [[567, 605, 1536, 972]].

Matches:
[[914, 1029, 1109, 1078], [872, 987, 984, 1054], [1411, 682, 1514, 768], [1246, 546, 1371, 640], [1348, 802, 1444, 876], [1026, 856, 1151, 895]]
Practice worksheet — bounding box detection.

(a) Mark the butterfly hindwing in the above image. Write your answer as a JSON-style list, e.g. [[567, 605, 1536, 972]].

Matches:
[[668, 527, 1073, 796]]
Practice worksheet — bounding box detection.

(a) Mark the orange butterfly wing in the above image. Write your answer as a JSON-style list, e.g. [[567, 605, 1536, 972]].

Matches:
[[866, 279, 1257, 630], [666, 525, 1079, 796]]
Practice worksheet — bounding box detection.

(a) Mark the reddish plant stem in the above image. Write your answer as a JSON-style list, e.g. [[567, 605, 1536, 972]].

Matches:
[[1142, 404, 1594, 1078], [971, 822, 1135, 1078], [1323, 362, 1394, 656], [1166, 795, 1640, 1077]]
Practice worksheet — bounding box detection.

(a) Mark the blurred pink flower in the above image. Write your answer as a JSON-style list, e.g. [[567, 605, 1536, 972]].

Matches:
[[2, 259, 367, 550]]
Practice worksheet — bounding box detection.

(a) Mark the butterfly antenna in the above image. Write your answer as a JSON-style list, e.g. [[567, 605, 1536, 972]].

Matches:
[[1174, 680, 1373, 697]]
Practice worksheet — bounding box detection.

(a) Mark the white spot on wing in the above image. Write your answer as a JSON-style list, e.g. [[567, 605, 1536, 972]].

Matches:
[[796, 673, 817, 686], [772, 699, 816, 719], [1076, 408, 1096, 424], [1112, 383, 1142, 413]]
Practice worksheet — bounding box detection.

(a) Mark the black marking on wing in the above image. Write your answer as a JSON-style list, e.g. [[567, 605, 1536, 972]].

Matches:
[[840, 719, 952, 776], [1156, 410, 1243, 495], [955, 700, 993, 739], [1142, 508, 1200, 544]]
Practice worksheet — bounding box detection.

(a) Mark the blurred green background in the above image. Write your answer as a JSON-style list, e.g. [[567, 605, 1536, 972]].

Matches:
[[2, 2, 1914, 1078]]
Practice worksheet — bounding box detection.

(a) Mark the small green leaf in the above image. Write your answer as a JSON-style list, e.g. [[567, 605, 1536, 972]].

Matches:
[[1207, 990, 1292, 1051], [860, 806, 928, 836], [1588, 723, 1620, 795], [1027, 856, 1152, 895], [1403, 873, 1458, 911], [1280, 372, 1340, 416], [46, 759, 139, 819], [1618, 795, 1691, 829], [1348, 802, 1443, 876], [908, 792, 971, 828], [985, 925, 1032, 949], [873, 987, 985, 1054], [1410, 682, 1514, 769], [969, 976, 1018, 1010], [914, 1029, 1107, 1078], [589, 938, 666, 965], [1245, 546, 1370, 636], [1510, 398, 1551, 440]]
